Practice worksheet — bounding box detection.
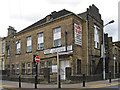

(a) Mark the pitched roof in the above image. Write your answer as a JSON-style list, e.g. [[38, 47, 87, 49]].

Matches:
[[17, 9, 72, 35]]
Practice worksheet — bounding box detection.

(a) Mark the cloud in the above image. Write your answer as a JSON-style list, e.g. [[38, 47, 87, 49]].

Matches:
[[45, 0, 83, 6]]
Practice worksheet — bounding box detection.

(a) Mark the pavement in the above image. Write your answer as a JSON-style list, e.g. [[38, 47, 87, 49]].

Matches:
[[0, 78, 120, 89]]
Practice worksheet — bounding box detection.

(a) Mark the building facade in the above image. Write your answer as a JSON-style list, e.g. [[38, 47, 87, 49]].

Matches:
[[5, 9, 87, 80], [112, 41, 120, 75], [104, 34, 113, 74], [78, 4, 103, 75], [0, 37, 5, 70], [3, 4, 119, 81]]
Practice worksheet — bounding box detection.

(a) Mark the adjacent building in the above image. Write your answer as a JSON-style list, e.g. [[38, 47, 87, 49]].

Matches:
[[112, 41, 120, 74], [78, 4, 103, 75], [0, 37, 5, 70]]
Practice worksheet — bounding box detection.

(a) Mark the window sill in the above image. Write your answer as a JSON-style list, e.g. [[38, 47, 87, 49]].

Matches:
[[36, 49, 44, 51], [26, 51, 32, 53], [26, 73, 31, 75], [52, 45, 62, 48], [16, 53, 21, 55], [94, 48, 100, 50]]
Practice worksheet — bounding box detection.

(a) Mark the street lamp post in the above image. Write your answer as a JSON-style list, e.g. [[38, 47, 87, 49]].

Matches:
[[103, 20, 114, 80], [113, 56, 116, 78]]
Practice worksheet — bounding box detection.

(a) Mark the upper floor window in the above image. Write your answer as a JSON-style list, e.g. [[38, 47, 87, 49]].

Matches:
[[16, 40, 21, 54], [7, 46, 10, 56], [114, 48, 117, 56], [38, 33, 44, 50], [94, 25, 99, 49], [2, 43, 4, 53], [53, 27, 61, 47], [27, 36, 32, 52]]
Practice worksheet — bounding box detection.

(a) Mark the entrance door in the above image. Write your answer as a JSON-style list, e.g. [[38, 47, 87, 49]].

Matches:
[[60, 60, 70, 80]]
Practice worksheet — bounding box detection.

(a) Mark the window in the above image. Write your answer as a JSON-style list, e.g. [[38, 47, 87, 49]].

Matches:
[[27, 63, 31, 74], [16, 40, 21, 54], [38, 33, 44, 50], [2, 43, 4, 53], [94, 25, 99, 49], [118, 50, 120, 57], [7, 65, 10, 75], [16, 64, 19, 75], [21, 63, 25, 75], [77, 59, 81, 74], [114, 48, 117, 56], [40, 61, 44, 74], [53, 27, 61, 47], [12, 64, 15, 75], [27, 37, 32, 52], [32, 62, 36, 75], [47, 61, 52, 74], [7, 46, 10, 56]]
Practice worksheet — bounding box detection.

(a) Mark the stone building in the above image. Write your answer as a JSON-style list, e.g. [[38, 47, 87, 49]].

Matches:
[[78, 4, 103, 75], [112, 41, 120, 75], [0, 37, 5, 70], [5, 9, 87, 80], [104, 34, 113, 73]]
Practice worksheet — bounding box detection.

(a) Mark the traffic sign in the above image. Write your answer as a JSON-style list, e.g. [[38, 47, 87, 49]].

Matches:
[[35, 56, 40, 63]]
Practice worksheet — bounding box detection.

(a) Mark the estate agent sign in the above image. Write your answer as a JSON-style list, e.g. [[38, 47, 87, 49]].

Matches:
[[74, 23, 82, 46]]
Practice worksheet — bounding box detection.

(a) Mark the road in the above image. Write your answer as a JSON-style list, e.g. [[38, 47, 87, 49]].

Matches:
[[0, 79, 120, 90]]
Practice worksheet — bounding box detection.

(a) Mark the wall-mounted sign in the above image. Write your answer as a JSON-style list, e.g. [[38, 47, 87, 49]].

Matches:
[[74, 23, 82, 46], [44, 45, 72, 55], [52, 65, 58, 73]]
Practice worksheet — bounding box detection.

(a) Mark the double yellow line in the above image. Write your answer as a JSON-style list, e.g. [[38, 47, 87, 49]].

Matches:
[[88, 83, 120, 88]]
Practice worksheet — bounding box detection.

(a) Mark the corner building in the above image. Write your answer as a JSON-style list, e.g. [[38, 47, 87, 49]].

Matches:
[[5, 9, 87, 80]]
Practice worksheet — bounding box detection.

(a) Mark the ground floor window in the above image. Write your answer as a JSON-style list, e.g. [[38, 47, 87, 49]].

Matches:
[[21, 63, 25, 75], [32, 62, 36, 75], [12, 64, 15, 75], [77, 59, 81, 74], [16, 64, 19, 75], [7, 65, 10, 75], [27, 63, 31, 74], [40, 61, 44, 74], [47, 60, 52, 74], [92, 60, 96, 74]]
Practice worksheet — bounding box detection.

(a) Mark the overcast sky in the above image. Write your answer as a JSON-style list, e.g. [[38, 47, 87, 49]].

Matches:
[[0, 0, 119, 41]]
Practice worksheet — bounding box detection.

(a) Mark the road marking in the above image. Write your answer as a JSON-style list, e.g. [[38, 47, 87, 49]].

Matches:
[[0, 85, 16, 88], [89, 83, 120, 88]]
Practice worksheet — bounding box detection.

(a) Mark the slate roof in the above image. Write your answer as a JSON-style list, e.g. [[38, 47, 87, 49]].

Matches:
[[17, 9, 72, 35]]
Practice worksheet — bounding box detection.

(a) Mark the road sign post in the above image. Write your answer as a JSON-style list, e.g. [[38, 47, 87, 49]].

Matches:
[[34, 56, 40, 89]]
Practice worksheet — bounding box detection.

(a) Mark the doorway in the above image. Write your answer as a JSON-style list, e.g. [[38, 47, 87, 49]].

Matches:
[[60, 60, 70, 80]]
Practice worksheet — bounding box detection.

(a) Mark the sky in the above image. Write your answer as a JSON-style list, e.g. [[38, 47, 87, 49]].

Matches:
[[0, 0, 119, 42]]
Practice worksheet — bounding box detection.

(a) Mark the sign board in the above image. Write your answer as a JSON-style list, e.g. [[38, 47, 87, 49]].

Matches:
[[52, 65, 58, 73], [44, 45, 72, 55], [35, 56, 40, 63], [74, 23, 82, 46]]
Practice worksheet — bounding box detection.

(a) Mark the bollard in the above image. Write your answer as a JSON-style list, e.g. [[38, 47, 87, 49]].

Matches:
[[35, 75, 37, 89], [58, 74, 61, 88], [109, 71, 111, 83], [19, 76, 21, 88], [83, 73, 85, 87]]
